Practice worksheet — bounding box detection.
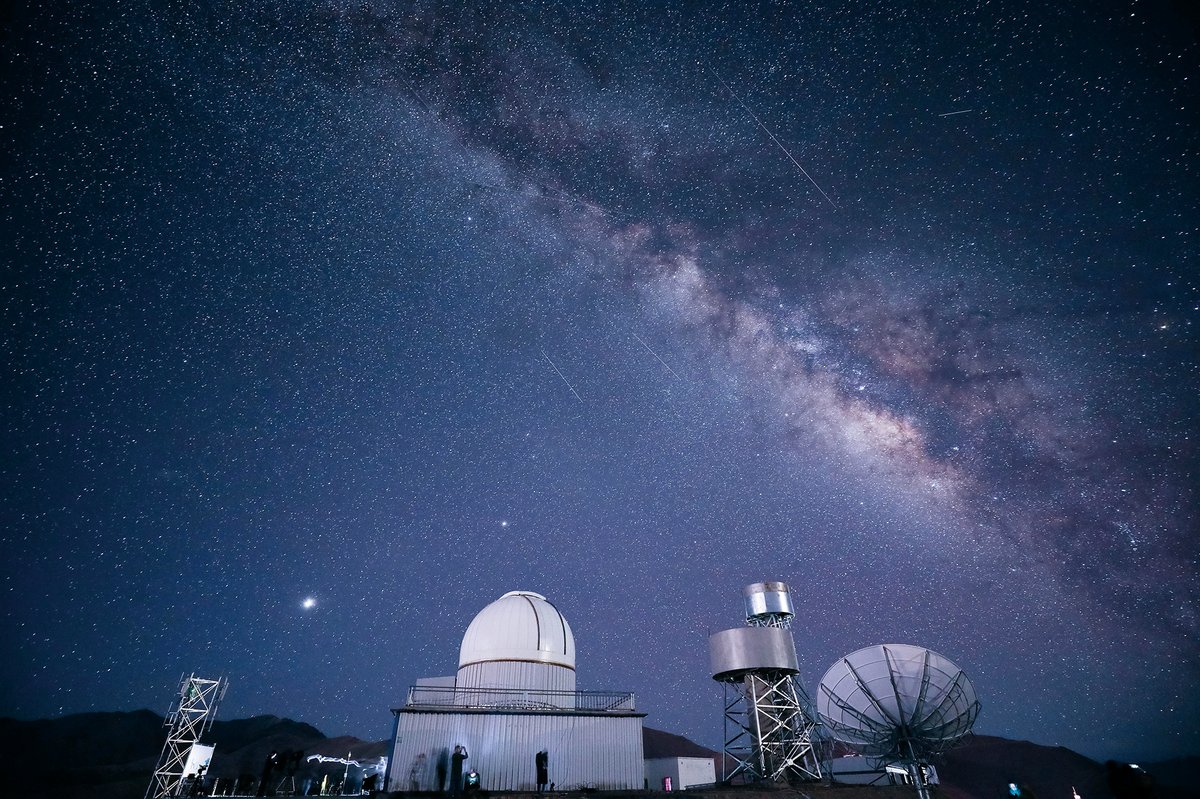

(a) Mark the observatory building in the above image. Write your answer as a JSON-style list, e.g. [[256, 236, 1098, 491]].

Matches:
[[384, 591, 646, 792]]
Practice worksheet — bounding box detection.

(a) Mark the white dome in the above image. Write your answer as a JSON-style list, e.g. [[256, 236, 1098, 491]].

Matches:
[[458, 591, 575, 670]]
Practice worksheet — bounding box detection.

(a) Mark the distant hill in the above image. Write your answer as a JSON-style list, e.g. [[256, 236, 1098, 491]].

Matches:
[[1, 711, 1195, 799], [644, 726, 722, 759], [0, 709, 165, 773], [939, 735, 1112, 799], [939, 736, 1200, 799], [205, 714, 326, 756], [1143, 756, 1200, 793], [0, 711, 328, 799]]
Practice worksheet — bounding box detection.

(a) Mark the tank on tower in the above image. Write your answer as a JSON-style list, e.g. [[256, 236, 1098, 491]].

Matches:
[[710, 582, 821, 783], [743, 582, 795, 627]]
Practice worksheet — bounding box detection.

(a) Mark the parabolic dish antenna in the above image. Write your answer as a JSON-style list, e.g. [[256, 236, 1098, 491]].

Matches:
[[817, 644, 980, 799]]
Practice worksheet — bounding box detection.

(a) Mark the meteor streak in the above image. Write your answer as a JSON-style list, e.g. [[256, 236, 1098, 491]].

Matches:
[[540, 348, 583, 402], [705, 64, 838, 209], [632, 332, 680, 379]]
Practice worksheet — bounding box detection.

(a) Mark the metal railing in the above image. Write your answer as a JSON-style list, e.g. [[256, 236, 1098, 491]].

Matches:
[[405, 685, 636, 712]]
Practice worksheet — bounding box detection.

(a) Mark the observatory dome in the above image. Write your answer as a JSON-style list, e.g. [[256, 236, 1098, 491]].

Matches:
[[459, 591, 575, 670]]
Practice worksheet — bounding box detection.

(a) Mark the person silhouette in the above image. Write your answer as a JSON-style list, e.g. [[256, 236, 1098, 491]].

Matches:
[[449, 745, 469, 797], [536, 750, 549, 794]]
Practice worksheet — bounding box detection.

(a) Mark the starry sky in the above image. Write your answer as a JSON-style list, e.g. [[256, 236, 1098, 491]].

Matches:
[[3, 0, 1197, 764]]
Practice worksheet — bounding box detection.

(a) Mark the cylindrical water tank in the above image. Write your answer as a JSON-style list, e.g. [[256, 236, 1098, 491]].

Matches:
[[710, 627, 800, 680], [743, 581, 795, 620]]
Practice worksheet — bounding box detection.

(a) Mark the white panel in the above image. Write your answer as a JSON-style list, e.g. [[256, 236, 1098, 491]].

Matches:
[[645, 758, 715, 791], [182, 744, 214, 778], [677, 758, 716, 789]]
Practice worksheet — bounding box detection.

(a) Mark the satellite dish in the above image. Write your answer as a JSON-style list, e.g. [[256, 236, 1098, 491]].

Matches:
[[817, 644, 980, 799]]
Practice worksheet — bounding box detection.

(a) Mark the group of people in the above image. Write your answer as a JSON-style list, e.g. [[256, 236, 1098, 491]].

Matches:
[[408, 746, 552, 795]]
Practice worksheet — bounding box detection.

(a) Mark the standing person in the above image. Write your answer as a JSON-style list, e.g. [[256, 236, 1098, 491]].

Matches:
[[256, 752, 279, 797], [189, 764, 208, 797], [436, 749, 449, 794], [410, 753, 428, 792], [449, 745, 469, 797], [536, 751, 549, 795]]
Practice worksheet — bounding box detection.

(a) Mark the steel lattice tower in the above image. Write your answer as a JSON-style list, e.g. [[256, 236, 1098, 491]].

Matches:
[[710, 582, 822, 784], [146, 674, 227, 799]]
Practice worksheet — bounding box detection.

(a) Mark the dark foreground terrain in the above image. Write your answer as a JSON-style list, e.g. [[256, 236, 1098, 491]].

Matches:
[[1, 712, 1195, 799]]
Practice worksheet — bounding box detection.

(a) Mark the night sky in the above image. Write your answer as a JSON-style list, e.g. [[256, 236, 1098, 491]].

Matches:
[[3, 0, 1197, 764]]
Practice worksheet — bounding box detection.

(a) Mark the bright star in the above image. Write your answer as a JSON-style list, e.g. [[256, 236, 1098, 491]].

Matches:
[[302, 597, 316, 610]]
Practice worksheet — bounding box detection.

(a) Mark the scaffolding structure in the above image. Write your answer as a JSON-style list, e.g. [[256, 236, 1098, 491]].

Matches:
[[146, 674, 227, 799], [720, 670, 822, 782], [710, 582, 822, 784]]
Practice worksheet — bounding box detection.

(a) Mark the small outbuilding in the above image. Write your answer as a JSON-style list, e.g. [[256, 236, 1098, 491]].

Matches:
[[645, 757, 716, 791]]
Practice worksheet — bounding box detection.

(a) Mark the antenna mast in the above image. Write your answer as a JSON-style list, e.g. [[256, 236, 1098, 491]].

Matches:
[[146, 673, 228, 799]]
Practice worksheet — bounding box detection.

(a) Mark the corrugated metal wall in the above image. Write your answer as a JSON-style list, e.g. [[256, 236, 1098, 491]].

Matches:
[[389, 710, 645, 792], [456, 661, 576, 696]]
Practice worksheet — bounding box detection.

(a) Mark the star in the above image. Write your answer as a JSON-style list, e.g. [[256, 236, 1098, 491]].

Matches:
[[3, 0, 1195, 764]]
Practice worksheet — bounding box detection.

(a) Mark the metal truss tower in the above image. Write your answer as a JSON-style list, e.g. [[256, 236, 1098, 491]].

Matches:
[[709, 582, 822, 784], [146, 674, 227, 799]]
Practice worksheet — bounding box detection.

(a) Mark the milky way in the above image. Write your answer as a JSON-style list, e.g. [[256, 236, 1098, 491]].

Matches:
[[2, 0, 1197, 762]]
